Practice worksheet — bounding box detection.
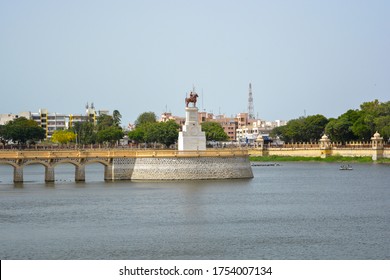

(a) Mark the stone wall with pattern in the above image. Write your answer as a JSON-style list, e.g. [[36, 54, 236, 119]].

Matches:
[[113, 156, 253, 181], [112, 158, 136, 180]]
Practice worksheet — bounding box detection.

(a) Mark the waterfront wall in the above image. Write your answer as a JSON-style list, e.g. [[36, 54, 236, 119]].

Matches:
[[248, 147, 382, 158], [0, 149, 253, 182], [128, 156, 253, 180], [250, 133, 389, 160]]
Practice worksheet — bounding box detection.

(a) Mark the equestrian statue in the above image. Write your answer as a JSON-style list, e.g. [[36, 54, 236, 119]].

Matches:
[[185, 91, 199, 107]]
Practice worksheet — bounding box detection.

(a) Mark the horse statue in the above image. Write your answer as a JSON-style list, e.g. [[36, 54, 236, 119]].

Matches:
[[185, 92, 199, 107]]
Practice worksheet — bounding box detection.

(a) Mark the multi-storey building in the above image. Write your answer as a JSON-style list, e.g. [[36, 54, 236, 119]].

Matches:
[[31, 109, 68, 139], [212, 114, 238, 141], [159, 112, 185, 127], [159, 110, 285, 143], [26, 104, 99, 140], [0, 112, 31, 125]]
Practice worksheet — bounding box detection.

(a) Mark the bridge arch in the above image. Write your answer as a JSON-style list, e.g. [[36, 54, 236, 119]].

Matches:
[[84, 159, 110, 166], [0, 160, 19, 169], [23, 163, 49, 183], [22, 160, 50, 168], [0, 162, 16, 184], [52, 160, 82, 168], [84, 160, 110, 182]]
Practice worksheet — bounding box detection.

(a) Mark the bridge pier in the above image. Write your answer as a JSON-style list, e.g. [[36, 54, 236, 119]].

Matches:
[[75, 165, 85, 182], [104, 164, 113, 181], [45, 167, 55, 182], [14, 167, 23, 183]]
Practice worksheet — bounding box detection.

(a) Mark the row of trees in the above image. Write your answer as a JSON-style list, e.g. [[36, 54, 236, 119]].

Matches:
[[0, 110, 124, 146], [271, 100, 390, 143], [0, 110, 229, 148], [128, 112, 180, 147], [66, 110, 124, 145], [127, 112, 229, 147]]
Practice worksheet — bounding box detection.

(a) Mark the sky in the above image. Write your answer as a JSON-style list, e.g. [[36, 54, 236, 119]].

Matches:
[[1, 0, 389, 125]]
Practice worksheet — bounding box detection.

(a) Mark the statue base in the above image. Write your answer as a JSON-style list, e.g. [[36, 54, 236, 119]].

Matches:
[[178, 107, 206, 151]]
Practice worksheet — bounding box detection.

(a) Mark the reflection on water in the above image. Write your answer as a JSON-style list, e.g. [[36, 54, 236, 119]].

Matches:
[[0, 162, 389, 260], [0, 163, 105, 184]]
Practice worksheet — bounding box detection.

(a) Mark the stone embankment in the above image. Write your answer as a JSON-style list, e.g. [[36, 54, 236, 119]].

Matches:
[[250, 132, 389, 160]]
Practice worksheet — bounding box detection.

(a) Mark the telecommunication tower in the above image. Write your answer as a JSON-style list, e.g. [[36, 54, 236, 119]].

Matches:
[[248, 83, 255, 119]]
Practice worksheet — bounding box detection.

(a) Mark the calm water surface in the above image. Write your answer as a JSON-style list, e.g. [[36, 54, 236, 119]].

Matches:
[[0, 162, 389, 259]]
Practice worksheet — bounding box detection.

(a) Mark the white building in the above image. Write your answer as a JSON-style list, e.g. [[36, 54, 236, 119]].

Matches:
[[236, 118, 286, 144]]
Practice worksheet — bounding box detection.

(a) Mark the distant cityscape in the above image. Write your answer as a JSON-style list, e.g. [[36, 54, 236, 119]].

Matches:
[[0, 107, 286, 144], [0, 84, 287, 143]]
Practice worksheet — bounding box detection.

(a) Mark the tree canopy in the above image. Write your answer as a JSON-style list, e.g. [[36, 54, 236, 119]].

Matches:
[[272, 100, 390, 143], [51, 130, 76, 144], [70, 121, 96, 145], [325, 100, 390, 142], [271, 115, 328, 143], [96, 126, 124, 144], [112, 110, 122, 127], [134, 112, 157, 126], [128, 117, 179, 148], [201, 122, 229, 141], [68, 109, 124, 145], [0, 117, 45, 144]]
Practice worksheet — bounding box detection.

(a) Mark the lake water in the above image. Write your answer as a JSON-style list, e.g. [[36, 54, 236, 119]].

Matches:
[[0, 162, 389, 260]]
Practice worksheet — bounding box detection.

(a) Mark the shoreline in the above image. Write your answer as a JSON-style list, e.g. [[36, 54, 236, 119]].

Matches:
[[250, 155, 390, 164]]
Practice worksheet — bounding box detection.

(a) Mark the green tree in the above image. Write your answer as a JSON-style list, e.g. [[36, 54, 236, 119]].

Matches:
[[51, 130, 76, 144], [128, 120, 179, 147], [156, 120, 180, 147], [134, 112, 157, 126], [112, 110, 122, 127], [271, 115, 328, 143], [271, 117, 305, 143], [375, 115, 390, 140], [127, 126, 145, 143], [142, 123, 158, 144], [0, 125, 6, 146], [303, 114, 328, 142], [70, 122, 96, 145], [270, 125, 287, 141], [128, 111, 158, 144], [283, 118, 305, 143], [96, 127, 124, 144], [96, 114, 114, 131], [351, 114, 372, 141], [2, 117, 45, 144], [352, 100, 390, 140], [201, 122, 229, 141], [325, 110, 361, 143], [325, 118, 354, 143]]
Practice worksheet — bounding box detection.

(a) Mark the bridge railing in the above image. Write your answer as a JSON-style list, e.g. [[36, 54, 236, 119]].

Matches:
[[0, 149, 249, 159]]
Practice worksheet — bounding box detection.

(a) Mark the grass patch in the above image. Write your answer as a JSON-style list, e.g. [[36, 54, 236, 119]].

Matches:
[[250, 155, 374, 163], [376, 158, 390, 164]]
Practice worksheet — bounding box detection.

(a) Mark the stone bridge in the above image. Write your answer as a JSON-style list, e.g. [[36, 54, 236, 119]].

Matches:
[[0, 149, 253, 183]]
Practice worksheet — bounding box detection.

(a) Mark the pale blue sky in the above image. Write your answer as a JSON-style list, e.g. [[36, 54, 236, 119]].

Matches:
[[1, 0, 389, 125]]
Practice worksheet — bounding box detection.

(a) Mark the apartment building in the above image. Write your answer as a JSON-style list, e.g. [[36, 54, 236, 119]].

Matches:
[[29, 105, 99, 139]]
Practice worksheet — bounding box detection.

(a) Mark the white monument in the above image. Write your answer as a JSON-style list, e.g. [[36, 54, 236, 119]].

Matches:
[[178, 92, 206, 151]]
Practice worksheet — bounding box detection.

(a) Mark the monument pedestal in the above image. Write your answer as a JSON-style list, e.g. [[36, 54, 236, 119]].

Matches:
[[178, 107, 206, 151]]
